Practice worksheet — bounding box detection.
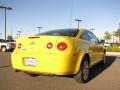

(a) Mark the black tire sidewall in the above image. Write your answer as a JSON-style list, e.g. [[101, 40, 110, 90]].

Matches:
[[1, 46, 7, 52], [74, 57, 89, 83]]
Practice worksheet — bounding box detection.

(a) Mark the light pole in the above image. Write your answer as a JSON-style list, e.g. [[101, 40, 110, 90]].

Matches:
[[90, 28, 95, 33], [37, 27, 43, 34], [0, 33, 2, 39], [75, 19, 82, 29], [17, 31, 22, 38], [0, 6, 12, 40], [16, 34, 19, 38]]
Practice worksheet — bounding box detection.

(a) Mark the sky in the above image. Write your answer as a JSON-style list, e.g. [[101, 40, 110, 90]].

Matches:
[[0, 0, 120, 39]]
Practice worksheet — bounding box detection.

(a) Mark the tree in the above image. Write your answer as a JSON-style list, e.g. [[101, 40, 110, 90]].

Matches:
[[115, 28, 120, 43], [104, 31, 112, 42]]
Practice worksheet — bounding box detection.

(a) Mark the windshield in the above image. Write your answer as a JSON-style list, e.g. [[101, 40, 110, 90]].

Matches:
[[0, 39, 6, 43], [36, 29, 79, 37]]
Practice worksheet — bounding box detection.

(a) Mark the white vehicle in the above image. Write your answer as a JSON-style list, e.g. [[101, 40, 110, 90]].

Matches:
[[0, 39, 11, 52], [104, 42, 110, 47]]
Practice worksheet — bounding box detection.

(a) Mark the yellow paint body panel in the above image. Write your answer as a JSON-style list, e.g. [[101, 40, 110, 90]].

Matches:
[[11, 36, 80, 75], [12, 52, 78, 75], [11, 29, 104, 75]]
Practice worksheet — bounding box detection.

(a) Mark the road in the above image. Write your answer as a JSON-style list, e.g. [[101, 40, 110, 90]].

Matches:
[[0, 52, 120, 90]]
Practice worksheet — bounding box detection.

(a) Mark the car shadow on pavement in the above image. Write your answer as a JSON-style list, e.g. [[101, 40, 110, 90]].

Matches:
[[88, 56, 116, 82], [20, 56, 116, 83], [0, 65, 11, 68]]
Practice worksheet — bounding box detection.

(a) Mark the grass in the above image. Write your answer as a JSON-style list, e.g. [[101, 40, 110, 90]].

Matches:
[[105, 46, 120, 52]]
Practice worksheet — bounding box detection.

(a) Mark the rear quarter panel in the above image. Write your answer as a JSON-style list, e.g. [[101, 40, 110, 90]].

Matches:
[[73, 38, 90, 74]]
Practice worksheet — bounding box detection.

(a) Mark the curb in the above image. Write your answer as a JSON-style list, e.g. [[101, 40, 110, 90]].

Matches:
[[106, 52, 120, 56]]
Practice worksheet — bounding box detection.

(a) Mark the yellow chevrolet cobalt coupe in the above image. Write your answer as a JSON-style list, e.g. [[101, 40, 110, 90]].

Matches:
[[11, 28, 106, 83]]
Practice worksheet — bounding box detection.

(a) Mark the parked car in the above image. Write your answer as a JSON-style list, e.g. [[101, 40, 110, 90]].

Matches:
[[6, 40, 16, 51], [0, 39, 11, 52], [11, 28, 106, 83]]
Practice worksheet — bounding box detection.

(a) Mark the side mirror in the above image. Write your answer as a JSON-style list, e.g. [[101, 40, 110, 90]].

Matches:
[[100, 39, 105, 44]]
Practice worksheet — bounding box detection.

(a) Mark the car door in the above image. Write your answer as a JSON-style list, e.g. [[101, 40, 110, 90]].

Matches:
[[87, 31, 102, 63], [80, 31, 96, 65]]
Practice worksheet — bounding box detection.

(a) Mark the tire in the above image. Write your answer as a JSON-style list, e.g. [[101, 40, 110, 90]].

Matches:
[[74, 57, 89, 83], [1, 46, 7, 52], [100, 52, 106, 65]]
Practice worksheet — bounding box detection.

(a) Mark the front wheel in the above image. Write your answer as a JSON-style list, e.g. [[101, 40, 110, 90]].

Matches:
[[1, 46, 7, 52], [74, 57, 89, 83]]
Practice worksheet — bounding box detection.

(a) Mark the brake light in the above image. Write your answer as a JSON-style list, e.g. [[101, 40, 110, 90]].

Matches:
[[47, 42, 53, 49], [57, 42, 67, 51], [18, 43, 22, 49]]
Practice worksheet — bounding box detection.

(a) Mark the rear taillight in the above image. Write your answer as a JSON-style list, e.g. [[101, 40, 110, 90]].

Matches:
[[18, 43, 22, 49], [47, 42, 53, 49], [57, 42, 67, 51]]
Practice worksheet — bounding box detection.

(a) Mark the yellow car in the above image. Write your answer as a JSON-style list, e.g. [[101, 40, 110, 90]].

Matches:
[[11, 28, 106, 83]]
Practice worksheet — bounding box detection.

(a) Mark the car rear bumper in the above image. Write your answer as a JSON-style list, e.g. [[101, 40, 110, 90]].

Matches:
[[11, 52, 77, 75]]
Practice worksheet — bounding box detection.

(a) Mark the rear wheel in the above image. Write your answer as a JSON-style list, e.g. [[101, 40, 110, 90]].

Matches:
[[1, 46, 7, 52], [74, 57, 89, 83]]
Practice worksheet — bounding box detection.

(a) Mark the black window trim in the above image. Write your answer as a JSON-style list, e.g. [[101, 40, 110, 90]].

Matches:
[[36, 29, 79, 37]]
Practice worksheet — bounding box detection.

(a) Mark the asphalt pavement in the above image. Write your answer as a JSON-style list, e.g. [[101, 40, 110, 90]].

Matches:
[[0, 52, 120, 90]]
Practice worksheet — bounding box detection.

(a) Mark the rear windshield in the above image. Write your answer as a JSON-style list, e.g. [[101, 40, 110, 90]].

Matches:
[[37, 29, 79, 37]]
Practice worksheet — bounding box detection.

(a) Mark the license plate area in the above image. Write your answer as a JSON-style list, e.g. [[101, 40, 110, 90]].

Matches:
[[23, 57, 37, 66]]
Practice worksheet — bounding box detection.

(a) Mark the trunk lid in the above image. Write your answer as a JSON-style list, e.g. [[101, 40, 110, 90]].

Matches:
[[15, 36, 74, 53]]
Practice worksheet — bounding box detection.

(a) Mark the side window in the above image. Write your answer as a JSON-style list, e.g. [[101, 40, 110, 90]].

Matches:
[[80, 32, 90, 41], [87, 31, 98, 43]]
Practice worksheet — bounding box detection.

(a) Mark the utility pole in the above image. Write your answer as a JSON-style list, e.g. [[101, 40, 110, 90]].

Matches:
[[37, 27, 43, 34], [0, 6, 12, 40], [17, 31, 22, 38], [75, 19, 82, 29]]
